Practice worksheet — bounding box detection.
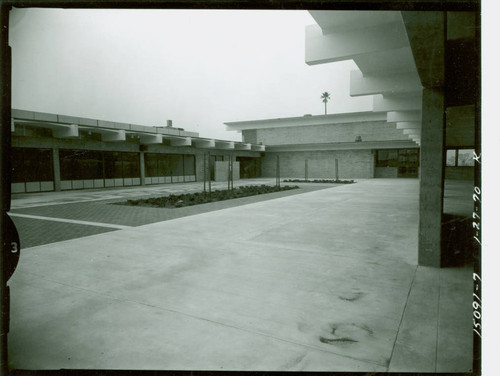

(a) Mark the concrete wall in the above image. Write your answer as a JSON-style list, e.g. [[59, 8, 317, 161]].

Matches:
[[214, 161, 240, 182], [262, 150, 374, 179], [374, 167, 398, 178], [246, 121, 408, 146]]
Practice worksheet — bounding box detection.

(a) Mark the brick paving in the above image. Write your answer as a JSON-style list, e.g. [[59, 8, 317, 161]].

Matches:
[[10, 184, 335, 248], [10, 216, 116, 249]]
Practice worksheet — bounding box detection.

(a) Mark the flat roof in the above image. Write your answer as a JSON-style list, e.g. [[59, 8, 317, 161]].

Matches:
[[225, 111, 389, 131]]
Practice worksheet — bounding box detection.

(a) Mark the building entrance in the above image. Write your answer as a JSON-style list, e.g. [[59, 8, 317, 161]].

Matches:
[[375, 148, 419, 178], [236, 157, 261, 179]]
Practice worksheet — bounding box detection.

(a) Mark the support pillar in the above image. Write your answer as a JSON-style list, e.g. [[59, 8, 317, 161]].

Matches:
[[418, 87, 445, 267], [52, 148, 61, 192], [139, 151, 146, 186]]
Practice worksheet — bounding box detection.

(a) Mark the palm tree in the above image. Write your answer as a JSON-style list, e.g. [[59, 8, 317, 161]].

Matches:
[[321, 92, 331, 115]]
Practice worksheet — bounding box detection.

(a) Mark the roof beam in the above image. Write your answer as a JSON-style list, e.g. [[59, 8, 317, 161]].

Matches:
[[192, 139, 215, 148], [214, 141, 234, 150], [139, 134, 162, 144], [396, 122, 421, 130], [373, 93, 422, 112], [53, 124, 79, 138], [403, 128, 421, 136], [306, 21, 409, 66], [387, 110, 422, 122], [102, 130, 126, 142], [350, 70, 421, 97], [234, 143, 251, 150], [169, 137, 191, 147], [13, 119, 80, 138], [251, 144, 265, 152], [79, 126, 126, 142]]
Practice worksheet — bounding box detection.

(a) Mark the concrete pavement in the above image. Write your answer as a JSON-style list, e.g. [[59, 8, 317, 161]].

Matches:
[[7, 179, 473, 371]]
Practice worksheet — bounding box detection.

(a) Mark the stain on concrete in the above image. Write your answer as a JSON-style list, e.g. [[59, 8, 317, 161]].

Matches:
[[319, 322, 374, 346], [319, 336, 358, 344], [338, 291, 365, 302]]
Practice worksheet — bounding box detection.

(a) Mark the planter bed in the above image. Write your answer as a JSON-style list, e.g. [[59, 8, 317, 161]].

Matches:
[[117, 184, 299, 208], [283, 179, 355, 184]]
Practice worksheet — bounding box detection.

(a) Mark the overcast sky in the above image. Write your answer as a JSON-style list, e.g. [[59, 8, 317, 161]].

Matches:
[[9, 8, 372, 141]]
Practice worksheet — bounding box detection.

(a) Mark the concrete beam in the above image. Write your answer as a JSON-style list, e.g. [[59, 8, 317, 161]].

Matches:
[[193, 139, 215, 148], [309, 10, 402, 35], [234, 143, 251, 150], [373, 93, 422, 112], [251, 144, 265, 152], [397, 122, 421, 130], [401, 12, 445, 88], [387, 110, 422, 122], [214, 141, 234, 150], [53, 124, 79, 138], [403, 129, 421, 135], [306, 21, 409, 66], [350, 70, 422, 97], [169, 137, 191, 147], [353, 46, 418, 75], [13, 119, 79, 138], [102, 130, 126, 142], [79, 126, 126, 142], [139, 134, 162, 145]]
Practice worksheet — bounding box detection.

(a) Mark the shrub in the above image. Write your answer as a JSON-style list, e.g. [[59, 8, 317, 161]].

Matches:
[[118, 185, 299, 209], [283, 179, 355, 184]]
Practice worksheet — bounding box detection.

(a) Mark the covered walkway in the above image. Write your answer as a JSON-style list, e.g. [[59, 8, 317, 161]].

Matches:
[[7, 179, 472, 372]]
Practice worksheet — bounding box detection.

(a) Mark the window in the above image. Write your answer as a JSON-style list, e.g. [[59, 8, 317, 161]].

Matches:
[[122, 152, 140, 178], [446, 150, 457, 166], [11, 147, 53, 183], [170, 154, 184, 176], [446, 148, 474, 167], [60, 150, 103, 180], [457, 149, 474, 166], [376, 149, 399, 167], [145, 153, 159, 177], [183, 155, 195, 175], [103, 152, 122, 179]]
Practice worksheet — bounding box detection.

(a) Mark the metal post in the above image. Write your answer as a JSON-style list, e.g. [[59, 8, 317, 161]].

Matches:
[[227, 158, 231, 191], [203, 153, 206, 193], [208, 153, 211, 194], [231, 158, 234, 190], [276, 155, 280, 188], [335, 158, 339, 180], [305, 159, 308, 181]]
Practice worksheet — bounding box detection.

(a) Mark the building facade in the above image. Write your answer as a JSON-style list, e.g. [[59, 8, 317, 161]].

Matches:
[[226, 111, 426, 179], [10, 109, 264, 194]]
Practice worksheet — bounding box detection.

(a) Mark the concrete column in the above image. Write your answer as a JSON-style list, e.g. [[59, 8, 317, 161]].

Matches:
[[140, 151, 146, 186], [52, 148, 61, 192], [418, 87, 445, 267]]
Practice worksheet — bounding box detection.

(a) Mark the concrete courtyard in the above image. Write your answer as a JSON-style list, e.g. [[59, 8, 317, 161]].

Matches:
[[7, 179, 473, 372]]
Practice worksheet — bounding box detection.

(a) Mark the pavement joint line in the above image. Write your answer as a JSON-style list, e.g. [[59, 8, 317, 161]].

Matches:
[[19, 270, 386, 368], [8, 213, 132, 230], [387, 264, 418, 371]]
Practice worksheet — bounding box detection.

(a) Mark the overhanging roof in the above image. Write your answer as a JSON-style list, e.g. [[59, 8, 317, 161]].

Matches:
[[12, 109, 264, 151], [225, 111, 388, 131]]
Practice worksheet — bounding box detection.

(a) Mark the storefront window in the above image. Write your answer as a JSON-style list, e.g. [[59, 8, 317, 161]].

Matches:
[[11, 147, 53, 183]]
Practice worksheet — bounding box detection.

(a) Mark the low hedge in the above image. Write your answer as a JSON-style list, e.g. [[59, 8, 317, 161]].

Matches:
[[283, 179, 355, 184], [120, 184, 299, 208]]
